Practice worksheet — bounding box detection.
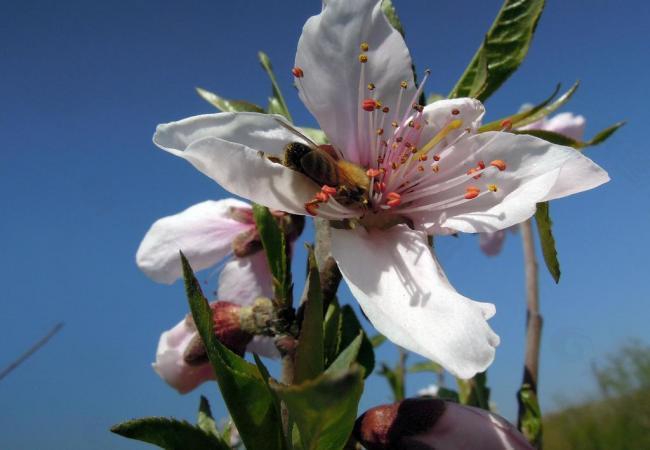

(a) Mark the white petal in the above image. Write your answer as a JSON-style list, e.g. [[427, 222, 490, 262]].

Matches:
[[246, 336, 281, 359], [411, 132, 609, 234], [152, 318, 215, 394], [331, 225, 499, 379], [136, 199, 252, 284], [418, 98, 485, 145], [295, 0, 416, 165], [154, 113, 356, 219], [217, 251, 274, 305]]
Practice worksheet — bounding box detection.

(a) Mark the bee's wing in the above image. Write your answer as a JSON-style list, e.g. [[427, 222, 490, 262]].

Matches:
[[273, 118, 320, 150]]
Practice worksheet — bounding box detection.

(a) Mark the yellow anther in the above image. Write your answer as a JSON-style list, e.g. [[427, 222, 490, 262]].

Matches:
[[488, 184, 498, 192], [367, 83, 375, 91], [359, 54, 368, 63], [360, 42, 369, 52], [376, 128, 384, 135], [400, 81, 408, 89], [432, 165, 440, 173], [391, 121, 398, 128], [412, 119, 463, 161]]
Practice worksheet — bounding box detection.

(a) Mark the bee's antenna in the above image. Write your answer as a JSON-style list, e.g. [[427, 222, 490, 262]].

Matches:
[[274, 118, 320, 149]]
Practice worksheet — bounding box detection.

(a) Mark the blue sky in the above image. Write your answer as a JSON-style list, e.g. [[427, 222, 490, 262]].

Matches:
[[1, 1, 648, 448]]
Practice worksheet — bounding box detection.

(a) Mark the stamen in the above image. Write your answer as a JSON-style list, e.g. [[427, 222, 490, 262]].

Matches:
[[305, 202, 319, 216], [465, 186, 480, 199], [412, 119, 463, 159], [360, 42, 369, 52], [362, 99, 377, 111], [359, 54, 368, 63], [366, 168, 381, 177], [451, 108, 460, 115], [367, 83, 375, 91], [292, 67, 304, 78], [488, 184, 498, 192], [321, 185, 337, 196], [386, 192, 401, 207], [400, 81, 408, 89], [490, 160, 507, 171], [500, 119, 513, 130]]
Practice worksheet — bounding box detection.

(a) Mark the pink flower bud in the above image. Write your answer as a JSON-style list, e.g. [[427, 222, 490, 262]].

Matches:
[[355, 398, 533, 450]]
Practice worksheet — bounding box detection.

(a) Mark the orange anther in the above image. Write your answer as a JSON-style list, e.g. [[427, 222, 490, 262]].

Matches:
[[321, 185, 337, 195], [374, 181, 386, 192], [359, 54, 368, 63], [500, 119, 513, 130], [451, 108, 460, 115], [366, 169, 381, 177], [386, 192, 401, 207], [432, 165, 440, 173], [305, 202, 319, 216], [433, 154, 441, 161], [490, 159, 507, 171], [477, 160, 486, 170], [376, 128, 384, 135], [382, 106, 390, 113], [362, 99, 377, 111], [465, 186, 480, 200], [315, 192, 329, 202], [291, 67, 304, 78], [487, 184, 498, 192], [418, 154, 428, 161], [360, 42, 369, 52]]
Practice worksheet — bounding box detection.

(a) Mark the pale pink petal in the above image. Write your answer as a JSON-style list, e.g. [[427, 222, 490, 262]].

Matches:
[[136, 199, 253, 284], [295, 0, 416, 166], [246, 336, 280, 359], [154, 113, 357, 219], [479, 230, 507, 256], [152, 318, 215, 394], [331, 225, 499, 379], [217, 251, 274, 305], [417, 99, 485, 146], [521, 112, 586, 141], [409, 132, 609, 234]]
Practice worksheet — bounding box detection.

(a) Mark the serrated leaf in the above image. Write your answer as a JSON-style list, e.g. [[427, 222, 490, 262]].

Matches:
[[381, 0, 404, 37], [294, 246, 325, 383], [517, 383, 543, 447], [339, 305, 375, 377], [325, 332, 363, 375], [180, 254, 285, 450], [449, 0, 545, 101], [535, 202, 560, 283], [111, 417, 229, 450], [271, 367, 364, 450], [408, 361, 443, 374], [258, 51, 292, 121], [195, 87, 265, 113], [252, 204, 291, 305], [514, 121, 625, 150], [197, 396, 220, 439]]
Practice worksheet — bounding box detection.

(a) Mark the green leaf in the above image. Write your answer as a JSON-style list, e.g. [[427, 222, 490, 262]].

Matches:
[[180, 253, 285, 450], [325, 332, 363, 375], [513, 121, 626, 150], [370, 333, 387, 348], [300, 127, 329, 145], [449, 0, 545, 101], [197, 396, 220, 439], [408, 361, 443, 374], [195, 87, 265, 113], [479, 83, 562, 132], [381, 0, 405, 37], [436, 387, 460, 403], [510, 81, 579, 129], [111, 417, 228, 450], [252, 204, 291, 305], [271, 367, 364, 450], [294, 246, 325, 383], [258, 51, 292, 121], [323, 301, 342, 367], [535, 202, 560, 283], [339, 305, 375, 377], [457, 372, 491, 410], [517, 383, 543, 447]]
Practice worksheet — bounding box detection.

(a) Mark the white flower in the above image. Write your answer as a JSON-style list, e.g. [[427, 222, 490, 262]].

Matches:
[[138, 199, 282, 393], [479, 111, 587, 256], [152, 0, 608, 378]]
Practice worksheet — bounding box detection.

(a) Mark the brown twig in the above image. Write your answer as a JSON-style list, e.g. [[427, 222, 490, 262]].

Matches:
[[518, 219, 543, 433], [0, 322, 64, 381]]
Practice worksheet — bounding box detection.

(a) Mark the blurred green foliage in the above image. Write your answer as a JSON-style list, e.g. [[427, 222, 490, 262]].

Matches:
[[544, 341, 650, 450]]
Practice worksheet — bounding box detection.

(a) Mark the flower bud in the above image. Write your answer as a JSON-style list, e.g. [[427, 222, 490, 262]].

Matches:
[[355, 398, 533, 450], [211, 301, 253, 356]]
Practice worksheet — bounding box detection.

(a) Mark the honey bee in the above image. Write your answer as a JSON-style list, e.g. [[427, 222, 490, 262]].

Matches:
[[275, 120, 370, 207]]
